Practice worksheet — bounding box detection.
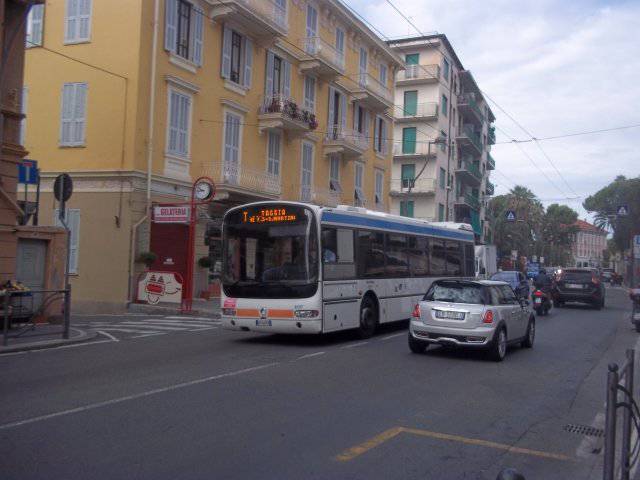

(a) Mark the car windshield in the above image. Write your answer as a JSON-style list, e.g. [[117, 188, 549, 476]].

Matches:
[[425, 282, 485, 304]]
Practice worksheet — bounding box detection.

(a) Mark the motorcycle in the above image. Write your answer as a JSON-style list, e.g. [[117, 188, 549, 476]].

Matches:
[[631, 288, 640, 332], [533, 288, 552, 316]]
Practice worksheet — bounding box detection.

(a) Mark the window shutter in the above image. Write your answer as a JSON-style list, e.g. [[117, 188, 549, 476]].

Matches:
[[243, 37, 253, 88], [327, 86, 335, 133], [265, 51, 274, 96], [19, 87, 28, 146], [78, 0, 91, 41], [340, 92, 347, 132], [373, 116, 379, 151], [60, 84, 74, 145], [192, 6, 204, 66], [221, 25, 232, 78], [164, 0, 178, 53], [64, 0, 78, 42], [381, 120, 387, 154], [27, 4, 44, 47], [74, 84, 87, 145], [363, 110, 370, 142], [283, 60, 291, 98]]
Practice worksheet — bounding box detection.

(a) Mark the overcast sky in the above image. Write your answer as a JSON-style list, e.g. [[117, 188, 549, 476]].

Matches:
[[346, 0, 640, 218]]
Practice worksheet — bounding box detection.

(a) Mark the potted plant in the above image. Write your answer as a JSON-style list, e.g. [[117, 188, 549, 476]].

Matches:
[[136, 251, 157, 268]]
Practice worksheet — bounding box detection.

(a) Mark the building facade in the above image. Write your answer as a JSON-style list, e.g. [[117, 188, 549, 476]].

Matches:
[[387, 35, 495, 243], [22, 0, 401, 311], [571, 220, 607, 268]]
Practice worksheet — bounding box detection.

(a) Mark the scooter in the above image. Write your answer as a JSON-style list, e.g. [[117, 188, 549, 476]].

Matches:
[[630, 288, 640, 332], [533, 288, 552, 316]]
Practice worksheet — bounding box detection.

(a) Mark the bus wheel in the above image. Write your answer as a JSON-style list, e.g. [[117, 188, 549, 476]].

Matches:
[[357, 296, 378, 339]]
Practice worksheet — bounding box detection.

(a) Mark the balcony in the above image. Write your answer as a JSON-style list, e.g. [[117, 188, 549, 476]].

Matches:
[[396, 64, 440, 85], [202, 162, 281, 199], [323, 126, 368, 159], [456, 124, 483, 156], [352, 72, 393, 111], [395, 102, 438, 122], [299, 37, 345, 79], [486, 180, 495, 196], [389, 178, 437, 196], [457, 92, 485, 126], [455, 192, 481, 211], [488, 125, 496, 145], [487, 152, 495, 170], [258, 95, 317, 138], [211, 0, 288, 39], [455, 157, 482, 186], [299, 186, 342, 207], [392, 142, 437, 160]]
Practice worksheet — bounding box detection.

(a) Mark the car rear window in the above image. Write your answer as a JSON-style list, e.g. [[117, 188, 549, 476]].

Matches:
[[490, 272, 514, 282], [425, 282, 485, 304], [562, 271, 593, 282]]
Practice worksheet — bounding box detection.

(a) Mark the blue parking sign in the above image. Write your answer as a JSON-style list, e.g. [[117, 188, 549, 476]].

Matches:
[[18, 159, 39, 185]]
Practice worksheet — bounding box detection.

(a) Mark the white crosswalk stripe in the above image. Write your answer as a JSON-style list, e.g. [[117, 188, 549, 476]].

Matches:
[[73, 316, 221, 339]]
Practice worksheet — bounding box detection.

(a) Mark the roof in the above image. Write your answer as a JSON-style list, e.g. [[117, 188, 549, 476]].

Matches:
[[574, 220, 607, 235], [387, 34, 464, 70]]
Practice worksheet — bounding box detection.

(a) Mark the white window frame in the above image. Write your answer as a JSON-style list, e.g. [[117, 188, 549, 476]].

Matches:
[[64, 0, 92, 44], [26, 4, 44, 47], [60, 82, 87, 147], [164, 0, 204, 67], [335, 27, 345, 56], [301, 141, 314, 201], [354, 162, 365, 206], [19, 87, 28, 146], [303, 75, 316, 112], [54, 209, 81, 274], [374, 115, 387, 155], [329, 155, 341, 192], [166, 87, 192, 159], [267, 131, 281, 177], [222, 109, 243, 181], [375, 169, 384, 205], [379, 63, 387, 86]]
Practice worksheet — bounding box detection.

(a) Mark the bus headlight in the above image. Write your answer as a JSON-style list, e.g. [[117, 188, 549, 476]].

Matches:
[[222, 308, 236, 316], [294, 310, 319, 318]]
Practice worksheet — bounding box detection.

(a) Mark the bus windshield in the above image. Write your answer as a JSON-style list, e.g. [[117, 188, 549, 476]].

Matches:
[[222, 205, 319, 298]]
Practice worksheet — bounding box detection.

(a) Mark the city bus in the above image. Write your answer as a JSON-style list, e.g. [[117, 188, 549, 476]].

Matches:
[[220, 201, 476, 337]]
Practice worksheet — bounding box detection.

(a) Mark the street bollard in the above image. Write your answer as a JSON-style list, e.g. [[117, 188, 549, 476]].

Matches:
[[2, 293, 9, 346], [63, 287, 71, 340], [604, 363, 619, 480], [621, 349, 635, 480]]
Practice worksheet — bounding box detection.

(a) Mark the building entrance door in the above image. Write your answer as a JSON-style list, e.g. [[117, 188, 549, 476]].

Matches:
[[149, 223, 189, 281]]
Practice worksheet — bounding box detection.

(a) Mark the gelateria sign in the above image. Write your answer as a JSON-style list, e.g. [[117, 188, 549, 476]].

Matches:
[[153, 205, 191, 223]]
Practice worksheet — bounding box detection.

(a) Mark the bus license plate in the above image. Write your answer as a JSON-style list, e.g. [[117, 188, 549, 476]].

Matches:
[[256, 319, 272, 327], [435, 310, 465, 320]]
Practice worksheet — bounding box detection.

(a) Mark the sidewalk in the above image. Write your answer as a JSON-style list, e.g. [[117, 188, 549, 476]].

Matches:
[[128, 297, 221, 317], [0, 323, 97, 354]]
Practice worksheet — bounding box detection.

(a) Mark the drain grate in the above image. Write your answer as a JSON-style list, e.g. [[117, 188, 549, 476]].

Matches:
[[564, 423, 604, 438]]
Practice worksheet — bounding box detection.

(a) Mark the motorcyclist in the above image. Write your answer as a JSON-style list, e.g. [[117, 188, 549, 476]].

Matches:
[[534, 268, 552, 292]]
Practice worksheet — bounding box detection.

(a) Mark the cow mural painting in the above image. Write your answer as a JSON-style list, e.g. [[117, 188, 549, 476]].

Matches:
[[137, 272, 183, 305]]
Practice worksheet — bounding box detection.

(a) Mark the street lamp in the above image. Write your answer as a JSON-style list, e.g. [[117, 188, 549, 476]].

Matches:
[[408, 135, 447, 194]]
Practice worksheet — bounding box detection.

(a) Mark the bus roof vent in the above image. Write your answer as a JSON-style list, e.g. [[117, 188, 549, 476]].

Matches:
[[336, 205, 367, 214], [430, 221, 474, 232]]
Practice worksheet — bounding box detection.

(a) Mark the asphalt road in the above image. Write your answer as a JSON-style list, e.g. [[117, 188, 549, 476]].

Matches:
[[0, 286, 637, 480]]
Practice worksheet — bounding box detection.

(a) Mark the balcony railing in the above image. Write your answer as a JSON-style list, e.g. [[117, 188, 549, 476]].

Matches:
[[324, 125, 369, 153], [399, 64, 440, 82], [389, 178, 437, 195], [357, 72, 393, 105], [299, 186, 342, 207], [393, 142, 437, 157], [458, 124, 483, 154], [212, 0, 288, 35], [488, 125, 496, 145], [487, 153, 495, 170], [457, 192, 481, 210], [457, 92, 485, 123], [395, 102, 438, 120], [258, 94, 317, 134], [203, 162, 281, 196], [486, 180, 495, 196], [457, 157, 482, 181], [301, 36, 345, 73]]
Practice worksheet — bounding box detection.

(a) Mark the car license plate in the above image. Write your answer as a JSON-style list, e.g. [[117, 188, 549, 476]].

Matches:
[[256, 319, 272, 327], [435, 310, 465, 320], [566, 283, 583, 289], [633, 313, 640, 321], [534, 298, 542, 304]]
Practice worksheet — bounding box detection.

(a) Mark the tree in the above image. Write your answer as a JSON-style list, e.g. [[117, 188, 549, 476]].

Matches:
[[583, 176, 640, 251], [540, 204, 579, 266]]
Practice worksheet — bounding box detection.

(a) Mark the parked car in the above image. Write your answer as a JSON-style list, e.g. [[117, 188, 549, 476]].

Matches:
[[553, 268, 605, 309], [490, 271, 530, 299], [408, 279, 535, 362], [601, 269, 615, 283]]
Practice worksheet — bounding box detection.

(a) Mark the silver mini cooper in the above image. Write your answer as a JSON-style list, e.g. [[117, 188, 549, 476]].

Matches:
[[409, 279, 535, 361]]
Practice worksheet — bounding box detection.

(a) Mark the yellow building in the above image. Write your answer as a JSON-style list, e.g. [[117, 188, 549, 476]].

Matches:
[[23, 0, 402, 312]]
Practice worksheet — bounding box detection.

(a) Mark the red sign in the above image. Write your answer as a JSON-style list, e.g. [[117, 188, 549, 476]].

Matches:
[[153, 206, 191, 223]]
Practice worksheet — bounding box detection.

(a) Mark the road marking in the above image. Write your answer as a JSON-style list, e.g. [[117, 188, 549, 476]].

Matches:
[[0, 339, 117, 357], [117, 323, 189, 331], [87, 327, 163, 334], [137, 320, 215, 328], [297, 351, 326, 360], [97, 331, 119, 342], [381, 333, 404, 341], [0, 362, 279, 431], [165, 316, 217, 321], [188, 326, 218, 331], [75, 313, 152, 318], [342, 342, 369, 349], [131, 332, 166, 338], [336, 426, 572, 462]]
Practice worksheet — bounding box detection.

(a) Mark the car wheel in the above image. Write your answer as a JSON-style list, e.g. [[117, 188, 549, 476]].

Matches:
[[408, 333, 427, 354], [594, 300, 602, 310], [489, 327, 507, 362], [556, 301, 564, 308], [522, 317, 535, 348], [357, 296, 378, 339]]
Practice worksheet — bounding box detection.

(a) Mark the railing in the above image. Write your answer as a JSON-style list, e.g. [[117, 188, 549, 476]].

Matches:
[[487, 153, 496, 170], [203, 162, 281, 196], [457, 157, 482, 180], [400, 64, 440, 81], [325, 125, 369, 151], [236, 0, 288, 32], [459, 124, 483, 152], [302, 36, 345, 72], [486, 181, 495, 196], [457, 192, 480, 210], [299, 186, 341, 207], [392, 142, 437, 157], [259, 94, 318, 130], [395, 102, 438, 119], [488, 125, 496, 145], [357, 72, 393, 104], [457, 92, 485, 121], [390, 178, 437, 193]]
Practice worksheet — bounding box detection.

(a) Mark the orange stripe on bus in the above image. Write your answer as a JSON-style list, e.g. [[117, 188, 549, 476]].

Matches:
[[268, 309, 294, 318], [236, 309, 260, 317]]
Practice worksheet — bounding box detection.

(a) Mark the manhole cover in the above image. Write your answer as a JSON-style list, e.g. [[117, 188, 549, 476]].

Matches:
[[564, 423, 604, 438]]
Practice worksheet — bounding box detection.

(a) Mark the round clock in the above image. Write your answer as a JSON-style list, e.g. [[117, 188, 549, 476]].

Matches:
[[194, 181, 213, 201]]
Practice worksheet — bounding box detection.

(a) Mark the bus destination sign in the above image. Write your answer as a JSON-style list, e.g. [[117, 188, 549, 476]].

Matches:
[[242, 207, 297, 224]]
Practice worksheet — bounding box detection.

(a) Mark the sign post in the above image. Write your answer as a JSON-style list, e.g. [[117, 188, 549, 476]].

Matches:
[[53, 173, 73, 339]]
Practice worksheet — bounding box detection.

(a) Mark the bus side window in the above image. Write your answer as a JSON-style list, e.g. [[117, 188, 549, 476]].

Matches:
[[386, 233, 409, 277], [357, 230, 385, 278], [322, 227, 355, 280], [446, 241, 462, 276], [464, 244, 474, 277], [321, 228, 338, 263], [430, 239, 446, 276], [407, 236, 429, 277]]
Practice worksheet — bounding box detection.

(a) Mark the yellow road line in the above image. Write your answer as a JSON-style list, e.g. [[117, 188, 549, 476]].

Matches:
[[335, 426, 571, 462]]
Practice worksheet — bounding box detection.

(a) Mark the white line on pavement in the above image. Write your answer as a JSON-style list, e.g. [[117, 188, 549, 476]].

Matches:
[[188, 326, 218, 331], [87, 328, 161, 334], [138, 320, 217, 327], [131, 332, 166, 338], [117, 323, 189, 331], [342, 342, 369, 349], [75, 313, 152, 318], [0, 362, 279, 430], [97, 331, 119, 342], [297, 351, 326, 360], [0, 339, 117, 357], [381, 333, 405, 341], [165, 316, 217, 321]]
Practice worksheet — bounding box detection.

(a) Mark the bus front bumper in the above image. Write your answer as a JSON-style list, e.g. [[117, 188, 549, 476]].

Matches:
[[221, 316, 323, 334]]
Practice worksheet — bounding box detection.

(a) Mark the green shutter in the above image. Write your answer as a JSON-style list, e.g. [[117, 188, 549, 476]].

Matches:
[[401, 201, 414, 218], [405, 53, 419, 65], [401, 164, 415, 181], [438, 204, 445, 222], [402, 127, 416, 154], [439, 167, 446, 189], [403, 91, 417, 116]]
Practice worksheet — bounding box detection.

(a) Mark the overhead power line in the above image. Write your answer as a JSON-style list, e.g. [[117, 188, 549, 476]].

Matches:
[[495, 123, 640, 144]]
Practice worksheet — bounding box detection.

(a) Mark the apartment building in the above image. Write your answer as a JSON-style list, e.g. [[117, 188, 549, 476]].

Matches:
[[387, 35, 495, 243], [571, 220, 607, 268], [22, 0, 402, 311]]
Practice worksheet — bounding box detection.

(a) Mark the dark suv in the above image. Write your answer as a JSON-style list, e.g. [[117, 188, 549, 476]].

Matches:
[[553, 268, 605, 309]]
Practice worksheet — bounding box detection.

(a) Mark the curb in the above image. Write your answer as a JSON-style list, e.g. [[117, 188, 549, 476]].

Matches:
[[0, 328, 99, 354]]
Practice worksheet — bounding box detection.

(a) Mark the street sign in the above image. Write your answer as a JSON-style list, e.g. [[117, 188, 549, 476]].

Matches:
[[511, 250, 518, 260], [18, 159, 38, 185], [617, 205, 629, 216], [505, 210, 516, 222], [153, 205, 191, 223], [53, 173, 73, 202], [634, 235, 640, 259]]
